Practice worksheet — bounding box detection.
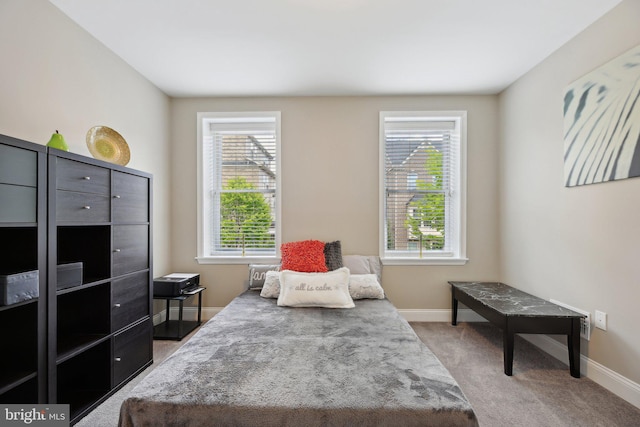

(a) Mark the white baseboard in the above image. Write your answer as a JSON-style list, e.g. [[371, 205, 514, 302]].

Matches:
[[156, 306, 640, 410]]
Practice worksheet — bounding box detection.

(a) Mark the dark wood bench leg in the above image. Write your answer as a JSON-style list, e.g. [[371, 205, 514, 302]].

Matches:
[[568, 318, 581, 378], [503, 327, 514, 376], [451, 290, 458, 326]]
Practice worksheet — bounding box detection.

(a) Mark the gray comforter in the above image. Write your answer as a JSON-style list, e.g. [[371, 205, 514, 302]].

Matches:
[[119, 291, 478, 426]]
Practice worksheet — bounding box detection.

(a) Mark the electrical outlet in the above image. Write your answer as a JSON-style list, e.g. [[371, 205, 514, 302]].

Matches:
[[595, 310, 607, 331], [581, 312, 591, 340]]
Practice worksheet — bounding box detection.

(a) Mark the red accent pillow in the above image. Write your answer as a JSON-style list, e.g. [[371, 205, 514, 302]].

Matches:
[[281, 240, 328, 272]]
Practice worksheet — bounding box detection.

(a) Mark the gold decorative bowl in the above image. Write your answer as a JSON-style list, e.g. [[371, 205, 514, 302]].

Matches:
[[86, 126, 130, 166]]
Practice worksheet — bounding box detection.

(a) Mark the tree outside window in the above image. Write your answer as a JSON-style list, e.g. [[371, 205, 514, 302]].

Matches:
[[405, 146, 445, 250], [220, 177, 274, 250]]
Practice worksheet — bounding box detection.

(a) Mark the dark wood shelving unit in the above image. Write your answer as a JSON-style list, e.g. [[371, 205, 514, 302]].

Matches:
[[0, 133, 154, 424], [47, 149, 153, 424], [0, 135, 46, 404]]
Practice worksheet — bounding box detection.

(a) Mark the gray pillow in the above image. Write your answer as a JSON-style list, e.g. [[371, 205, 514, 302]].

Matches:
[[324, 240, 343, 271], [342, 255, 382, 285], [248, 264, 281, 290]]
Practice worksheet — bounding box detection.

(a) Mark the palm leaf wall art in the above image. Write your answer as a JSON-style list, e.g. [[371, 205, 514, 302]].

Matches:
[[564, 44, 640, 187]]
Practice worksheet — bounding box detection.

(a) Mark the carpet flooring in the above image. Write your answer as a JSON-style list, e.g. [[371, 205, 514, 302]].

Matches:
[[412, 322, 640, 427], [76, 321, 640, 426]]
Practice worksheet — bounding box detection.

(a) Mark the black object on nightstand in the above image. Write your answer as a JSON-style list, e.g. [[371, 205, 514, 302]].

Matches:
[[153, 286, 205, 340]]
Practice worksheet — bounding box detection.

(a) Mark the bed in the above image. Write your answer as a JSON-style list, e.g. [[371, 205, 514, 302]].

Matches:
[[119, 255, 478, 426]]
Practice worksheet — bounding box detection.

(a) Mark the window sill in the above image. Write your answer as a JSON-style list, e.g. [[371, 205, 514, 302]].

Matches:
[[196, 256, 281, 265], [381, 257, 469, 266]]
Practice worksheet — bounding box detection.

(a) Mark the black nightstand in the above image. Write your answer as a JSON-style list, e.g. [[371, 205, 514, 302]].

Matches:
[[153, 287, 205, 340]]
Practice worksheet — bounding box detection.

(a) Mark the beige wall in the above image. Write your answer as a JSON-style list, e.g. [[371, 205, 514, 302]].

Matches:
[[0, 0, 172, 276], [170, 96, 500, 309], [498, 0, 640, 383]]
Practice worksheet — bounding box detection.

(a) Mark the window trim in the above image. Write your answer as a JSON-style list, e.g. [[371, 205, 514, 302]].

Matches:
[[379, 111, 468, 266], [196, 111, 281, 264]]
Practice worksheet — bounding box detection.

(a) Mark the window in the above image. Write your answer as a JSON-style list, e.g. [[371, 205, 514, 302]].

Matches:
[[197, 112, 281, 263], [380, 111, 467, 265], [407, 172, 418, 191]]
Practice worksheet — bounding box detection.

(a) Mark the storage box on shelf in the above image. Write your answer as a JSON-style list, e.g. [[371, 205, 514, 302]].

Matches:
[[56, 262, 83, 290], [0, 270, 39, 306]]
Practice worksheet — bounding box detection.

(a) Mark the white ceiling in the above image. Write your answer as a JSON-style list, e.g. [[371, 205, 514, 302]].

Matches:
[[50, 0, 622, 97]]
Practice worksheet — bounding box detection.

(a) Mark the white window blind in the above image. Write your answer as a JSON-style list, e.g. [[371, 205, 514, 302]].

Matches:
[[380, 111, 466, 264], [197, 112, 280, 261]]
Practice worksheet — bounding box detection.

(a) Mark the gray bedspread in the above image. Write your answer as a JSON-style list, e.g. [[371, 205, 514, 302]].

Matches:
[[119, 291, 478, 426]]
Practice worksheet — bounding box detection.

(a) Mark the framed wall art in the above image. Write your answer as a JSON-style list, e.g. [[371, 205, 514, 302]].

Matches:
[[563, 44, 640, 187]]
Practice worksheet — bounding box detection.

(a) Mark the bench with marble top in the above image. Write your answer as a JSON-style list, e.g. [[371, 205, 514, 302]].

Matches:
[[448, 281, 585, 378]]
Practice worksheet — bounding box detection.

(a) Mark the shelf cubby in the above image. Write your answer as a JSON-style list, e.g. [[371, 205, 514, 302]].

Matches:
[[57, 283, 111, 359], [0, 303, 38, 400], [57, 339, 111, 422], [0, 227, 37, 275], [57, 225, 111, 285], [0, 376, 38, 404]]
